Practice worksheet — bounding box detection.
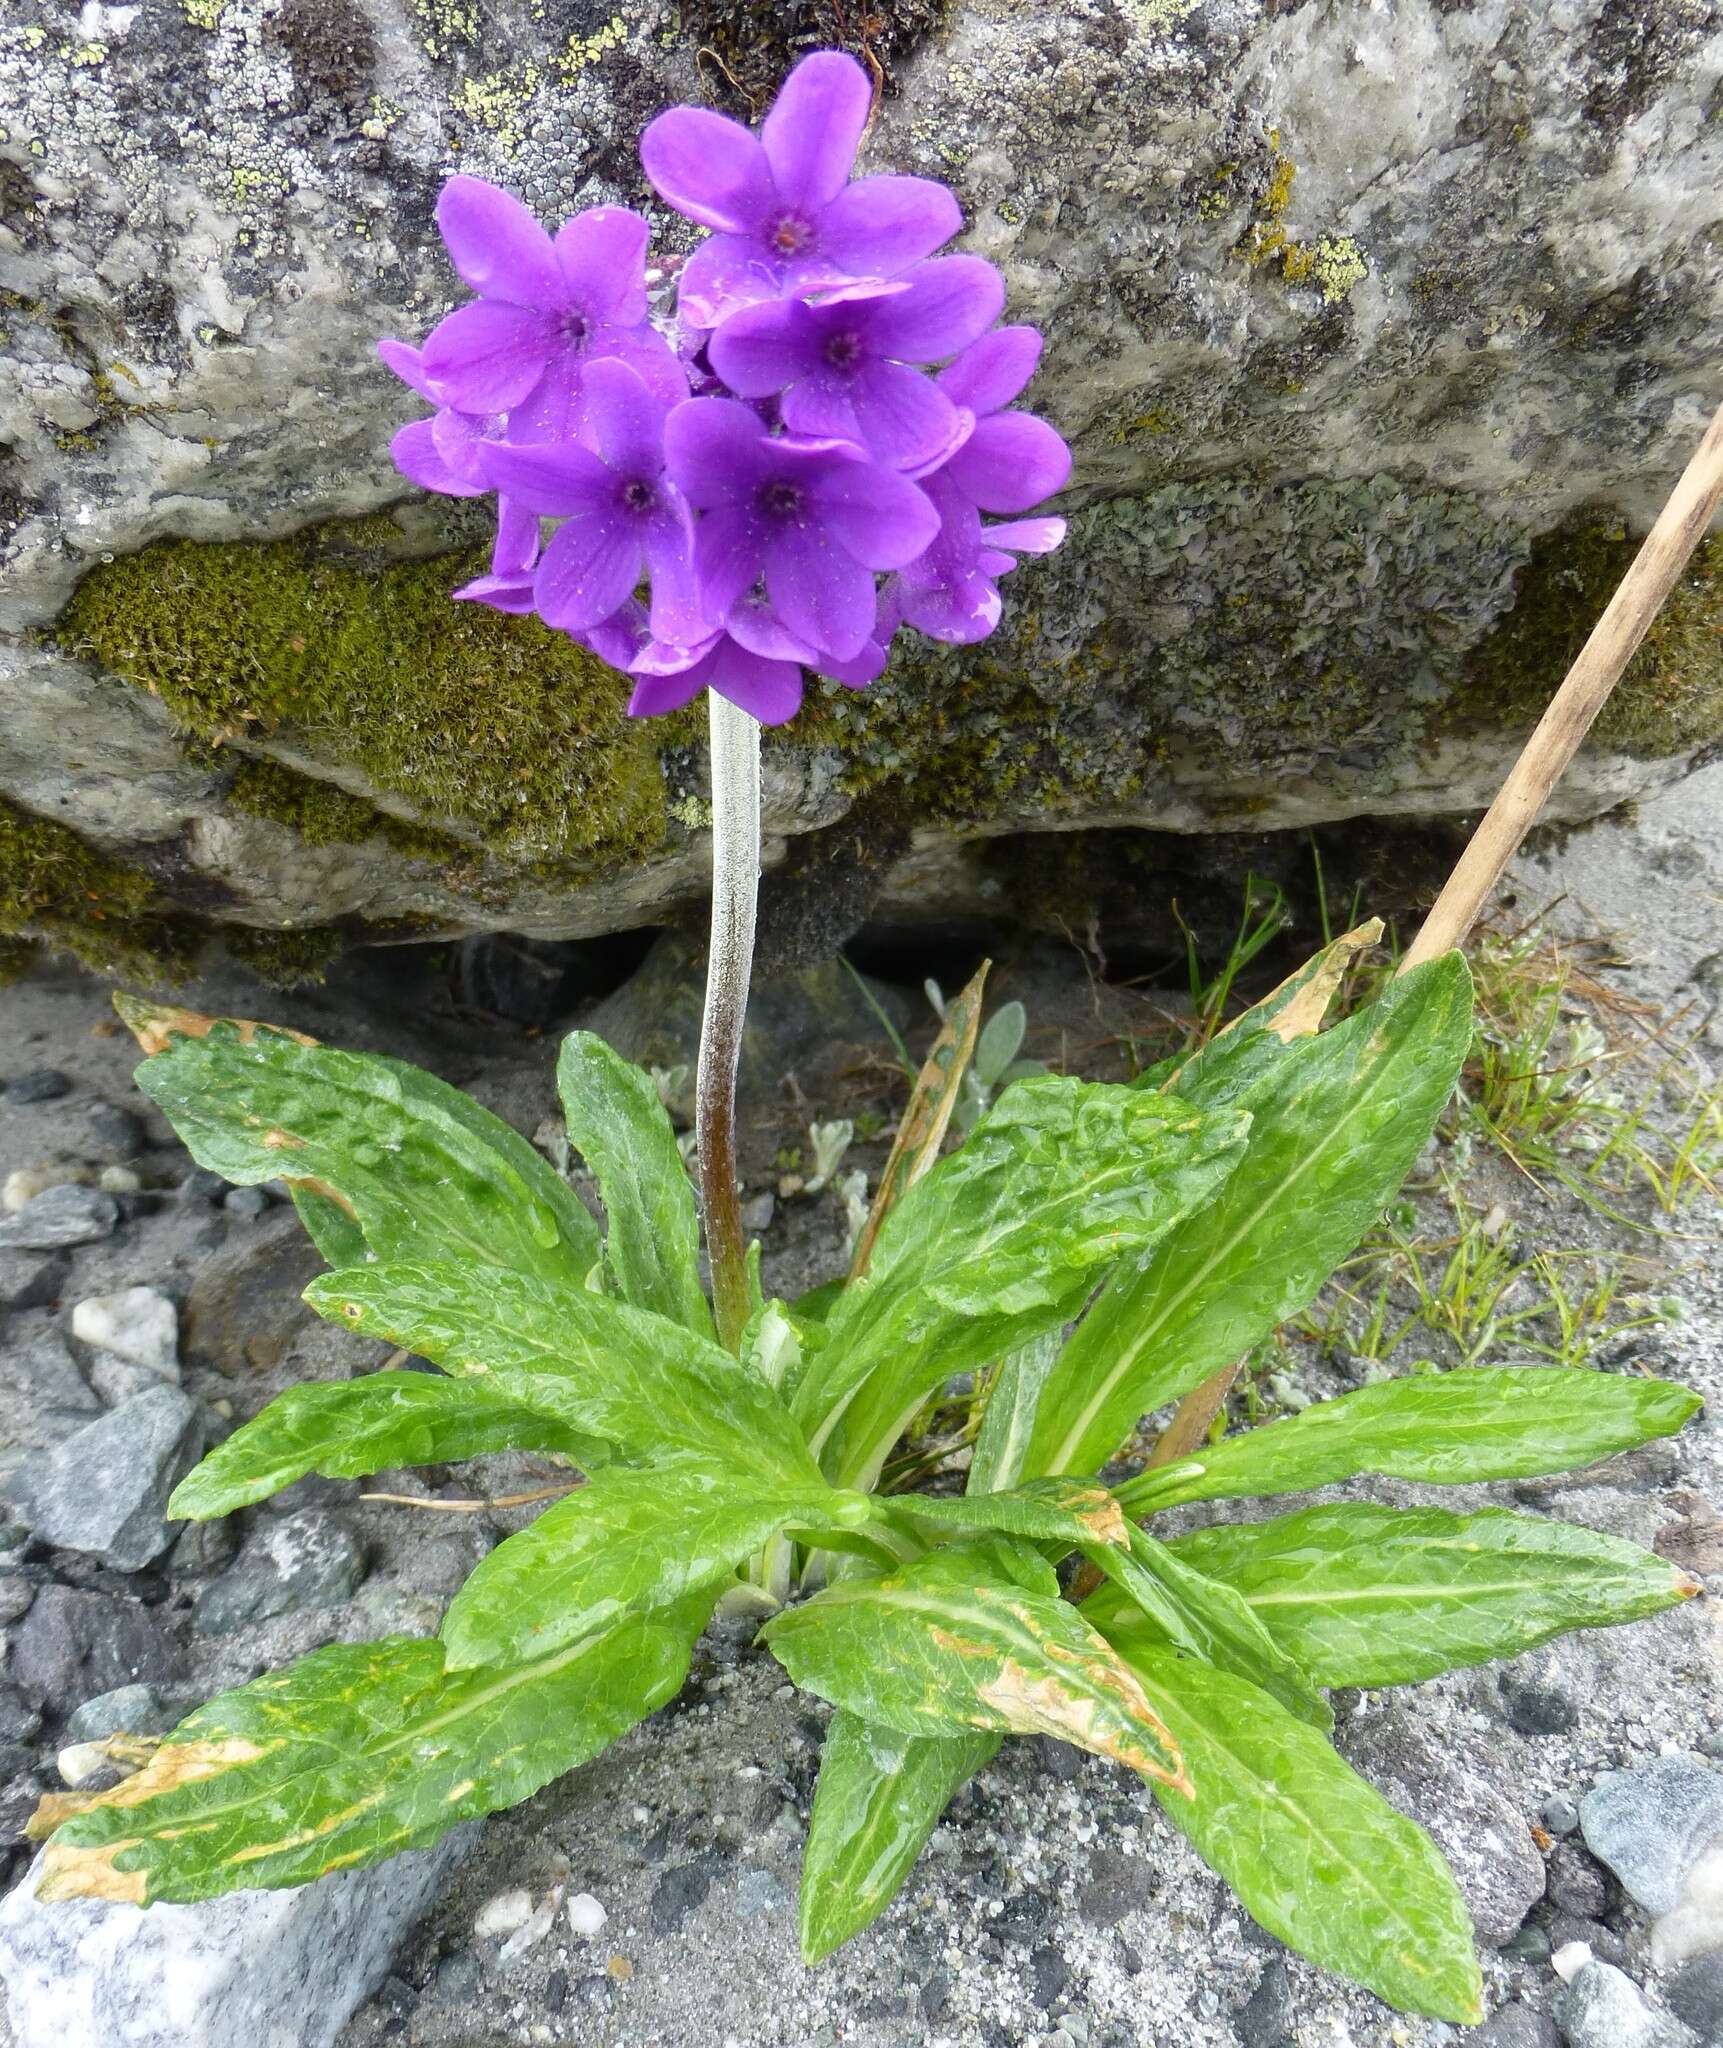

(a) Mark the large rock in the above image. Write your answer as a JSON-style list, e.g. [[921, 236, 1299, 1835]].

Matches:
[[0, 1828, 474, 2048], [2, 1, 1722, 968], [8, 1387, 203, 1572]]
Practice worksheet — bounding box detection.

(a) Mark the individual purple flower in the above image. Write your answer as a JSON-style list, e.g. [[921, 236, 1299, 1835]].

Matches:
[[476, 359, 701, 643], [706, 258, 1003, 470], [417, 179, 686, 439], [893, 325, 1070, 641], [664, 397, 938, 662], [641, 52, 962, 329], [935, 325, 1070, 514]]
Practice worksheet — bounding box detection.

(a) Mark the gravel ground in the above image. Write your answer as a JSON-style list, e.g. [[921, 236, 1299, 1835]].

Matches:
[[0, 767, 1720, 2048]]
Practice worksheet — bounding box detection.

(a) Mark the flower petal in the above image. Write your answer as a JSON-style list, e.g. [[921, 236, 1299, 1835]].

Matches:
[[585, 598, 652, 673], [766, 524, 874, 660], [707, 297, 821, 398], [453, 572, 538, 614], [693, 504, 766, 621], [436, 176, 562, 306], [430, 405, 493, 488], [663, 396, 769, 506], [554, 207, 652, 323], [508, 355, 584, 444], [815, 634, 889, 687], [422, 300, 556, 414], [377, 337, 439, 401], [984, 515, 1067, 556], [533, 511, 644, 633], [898, 570, 1002, 644], [628, 661, 712, 717], [706, 638, 804, 724], [806, 457, 940, 570], [640, 107, 772, 234], [493, 495, 541, 577], [477, 437, 614, 516], [819, 176, 962, 279], [937, 325, 1042, 414], [577, 356, 671, 476], [864, 256, 1005, 364], [390, 418, 480, 498], [761, 51, 871, 210], [725, 589, 820, 663], [780, 372, 864, 445], [675, 232, 785, 329], [843, 360, 960, 470], [642, 503, 708, 647], [945, 411, 1072, 512]]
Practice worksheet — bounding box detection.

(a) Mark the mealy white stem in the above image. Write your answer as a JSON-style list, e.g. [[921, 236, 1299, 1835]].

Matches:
[[695, 690, 762, 1352]]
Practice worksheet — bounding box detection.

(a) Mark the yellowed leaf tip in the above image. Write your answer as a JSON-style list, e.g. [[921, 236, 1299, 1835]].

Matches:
[[1064, 1486, 1130, 1547], [113, 994, 319, 1056], [1674, 1569, 1704, 1599], [34, 1840, 148, 1906]]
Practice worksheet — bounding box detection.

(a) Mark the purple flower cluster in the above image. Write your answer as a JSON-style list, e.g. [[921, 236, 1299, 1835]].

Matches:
[[380, 52, 1069, 726]]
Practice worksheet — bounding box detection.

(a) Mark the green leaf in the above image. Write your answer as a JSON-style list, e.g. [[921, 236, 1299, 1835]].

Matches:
[[762, 1546, 1190, 1790], [800, 1074, 1251, 1490], [302, 1261, 824, 1488], [967, 1333, 1061, 1496], [1169, 1502, 1701, 1687], [800, 1712, 999, 1962], [124, 1006, 600, 1284], [556, 1032, 713, 1339], [1106, 1646, 1482, 2023], [290, 1183, 368, 1267], [1024, 955, 1475, 1479], [169, 1371, 608, 1520], [975, 1002, 1027, 1085], [1116, 1366, 1702, 1514], [441, 1466, 868, 1670], [34, 1609, 702, 1906], [1083, 1529, 1331, 1730], [882, 1476, 1131, 1554]]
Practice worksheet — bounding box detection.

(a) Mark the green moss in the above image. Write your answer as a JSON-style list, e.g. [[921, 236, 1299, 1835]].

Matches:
[[225, 755, 468, 863], [225, 924, 348, 989], [0, 797, 195, 983], [57, 519, 668, 871], [1451, 517, 1723, 757]]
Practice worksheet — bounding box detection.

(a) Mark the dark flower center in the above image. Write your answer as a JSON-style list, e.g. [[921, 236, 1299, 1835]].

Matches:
[[822, 329, 863, 372], [759, 479, 805, 523], [766, 211, 813, 257], [622, 479, 658, 514], [558, 309, 591, 349]]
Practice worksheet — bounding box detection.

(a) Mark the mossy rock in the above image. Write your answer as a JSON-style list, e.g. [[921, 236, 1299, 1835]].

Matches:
[[0, 796, 194, 984], [1449, 517, 1723, 758], [57, 518, 672, 873]]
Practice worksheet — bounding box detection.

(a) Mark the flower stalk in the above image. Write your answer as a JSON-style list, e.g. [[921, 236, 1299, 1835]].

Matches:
[[697, 690, 762, 1353]]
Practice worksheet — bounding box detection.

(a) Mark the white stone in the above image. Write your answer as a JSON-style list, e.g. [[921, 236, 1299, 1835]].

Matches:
[[1651, 1843, 1723, 1972], [1552, 1939, 1594, 1982], [497, 1892, 558, 1966], [2, 1168, 91, 1216], [0, 1828, 473, 2048], [566, 1891, 607, 1938], [70, 1289, 179, 1380], [471, 1887, 532, 1939], [55, 1744, 118, 1790]]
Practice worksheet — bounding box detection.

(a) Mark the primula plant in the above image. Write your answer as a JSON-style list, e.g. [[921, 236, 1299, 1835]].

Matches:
[[32, 54, 1704, 2033]]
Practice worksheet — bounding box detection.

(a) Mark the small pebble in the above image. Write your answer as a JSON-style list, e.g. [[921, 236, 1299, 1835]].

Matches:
[[71, 1287, 180, 1378], [2, 1166, 92, 1215], [6, 1071, 71, 1105], [472, 1888, 533, 1940], [0, 1185, 119, 1249], [223, 1185, 270, 1219], [566, 1891, 608, 1937], [97, 1165, 142, 1194], [1542, 1794, 1581, 1836], [178, 1168, 228, 1206]]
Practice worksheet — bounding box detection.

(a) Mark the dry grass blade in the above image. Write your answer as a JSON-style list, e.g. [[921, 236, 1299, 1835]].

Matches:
[[848, 961, 989, 1282]]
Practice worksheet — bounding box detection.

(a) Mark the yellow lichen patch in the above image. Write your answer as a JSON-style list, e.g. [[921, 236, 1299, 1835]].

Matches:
[[35, 1840, 148, 1905]]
